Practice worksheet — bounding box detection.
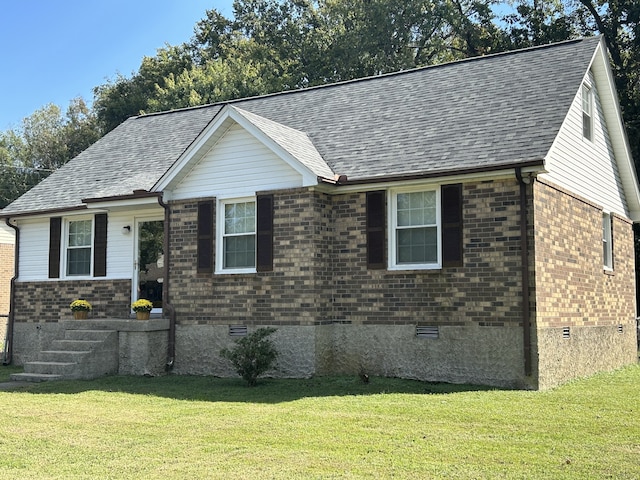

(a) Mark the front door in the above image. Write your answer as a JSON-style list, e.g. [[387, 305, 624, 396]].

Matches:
[[134, 219, 164, 314]]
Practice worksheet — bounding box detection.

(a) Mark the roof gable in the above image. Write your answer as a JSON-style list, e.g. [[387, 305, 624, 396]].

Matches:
[[155, 105, 333, 192]]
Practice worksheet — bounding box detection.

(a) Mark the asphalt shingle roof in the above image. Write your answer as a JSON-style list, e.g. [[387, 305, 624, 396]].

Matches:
[[2, 37, 601, 216]]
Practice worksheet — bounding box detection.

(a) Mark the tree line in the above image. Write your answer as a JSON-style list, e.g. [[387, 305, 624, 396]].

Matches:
[[1, 0, 638, 209]]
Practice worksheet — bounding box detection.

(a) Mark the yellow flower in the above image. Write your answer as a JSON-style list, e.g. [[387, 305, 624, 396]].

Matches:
[[131, 299, 153, 312], [70, 299, 92, 312]]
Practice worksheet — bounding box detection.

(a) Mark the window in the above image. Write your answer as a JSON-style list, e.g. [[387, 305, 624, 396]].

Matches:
[[582, 84, 593, 141], [66, 218, 93, 276], [603, 212, 613, 270], [389, 188, 440, 269], [218, 198, 256, 272]]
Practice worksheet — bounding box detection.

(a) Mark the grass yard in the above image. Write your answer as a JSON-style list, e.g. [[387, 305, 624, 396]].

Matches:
[[0, 366, 638, 479]]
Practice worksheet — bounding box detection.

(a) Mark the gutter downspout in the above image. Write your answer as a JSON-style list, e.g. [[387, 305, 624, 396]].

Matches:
[[3, 218, 19, 365], [515, 168, 532, 377], [156, 194, 176, 371]]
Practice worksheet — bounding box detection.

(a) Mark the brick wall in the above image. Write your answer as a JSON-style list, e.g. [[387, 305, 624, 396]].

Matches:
[[533, 179, 636, 329], [532, 178, 637, 389], [169, 179, 526, 329], [12, 279, 131, 322], [169, 189, 334, 326]]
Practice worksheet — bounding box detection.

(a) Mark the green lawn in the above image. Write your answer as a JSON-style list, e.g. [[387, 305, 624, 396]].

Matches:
[[0, 366, 638, 479]]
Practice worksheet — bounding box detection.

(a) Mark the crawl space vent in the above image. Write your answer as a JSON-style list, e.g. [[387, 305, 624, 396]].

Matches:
[[416, 325, 439, 339], [229, 325, 248, 337], [618, 324, 623, 334], [562, 327, 570, 339]]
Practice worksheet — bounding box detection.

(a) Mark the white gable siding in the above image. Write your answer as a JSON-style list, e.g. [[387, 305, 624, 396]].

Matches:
[[543, 72, 627, 216], [171, 123, 303, 200]]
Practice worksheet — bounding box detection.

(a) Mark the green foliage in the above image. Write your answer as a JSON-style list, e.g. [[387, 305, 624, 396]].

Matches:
[[220, 327, 278, 386], [0, 99, 100, 209]]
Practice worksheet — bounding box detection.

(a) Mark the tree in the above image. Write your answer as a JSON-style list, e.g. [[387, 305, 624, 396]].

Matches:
[[0, 100, 101, 209]]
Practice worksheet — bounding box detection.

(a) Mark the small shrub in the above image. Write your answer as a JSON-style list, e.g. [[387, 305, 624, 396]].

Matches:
[[220, 327, 278, 386]]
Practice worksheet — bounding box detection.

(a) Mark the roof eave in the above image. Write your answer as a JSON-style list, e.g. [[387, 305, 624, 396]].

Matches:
[[321, 160, 546, 186]]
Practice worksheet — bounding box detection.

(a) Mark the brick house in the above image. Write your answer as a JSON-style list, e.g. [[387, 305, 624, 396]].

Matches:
[[1, 37, 638, 389]]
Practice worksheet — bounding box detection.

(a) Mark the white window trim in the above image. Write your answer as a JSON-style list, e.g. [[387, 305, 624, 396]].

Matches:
[[603, 211, 613, 271], [582, 83, 593, 142], [62, 215, 94, 279], [215, 196, 257, 274], [388, 186, 442, 271]]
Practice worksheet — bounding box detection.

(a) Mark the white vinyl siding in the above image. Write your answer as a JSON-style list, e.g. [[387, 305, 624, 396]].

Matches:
[[171, 123, 303, 200], [543, 71, 628, 217], [17, 219, 50, 281], [0, 224, 15, 244], [16, 208, 162, 282]]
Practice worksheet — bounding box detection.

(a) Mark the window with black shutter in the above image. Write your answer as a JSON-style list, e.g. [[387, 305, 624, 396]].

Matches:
[[93, 213, 108, 277], [197, 200, 214, 273], [441, 184, 463, 267], [48, 217, 62, 278], [366, 191, 386, 269], [256, 194, 274, 272]]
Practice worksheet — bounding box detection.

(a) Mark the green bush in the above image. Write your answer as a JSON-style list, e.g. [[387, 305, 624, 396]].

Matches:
[[220, 327, 278, 386]]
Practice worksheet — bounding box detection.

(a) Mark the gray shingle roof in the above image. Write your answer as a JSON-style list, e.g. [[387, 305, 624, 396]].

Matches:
[[2, 37, 601, 216]]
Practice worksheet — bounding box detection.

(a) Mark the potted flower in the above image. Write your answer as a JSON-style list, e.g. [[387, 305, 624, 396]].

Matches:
[[132, 299, 153, 320], [70, 299, 92, 320]]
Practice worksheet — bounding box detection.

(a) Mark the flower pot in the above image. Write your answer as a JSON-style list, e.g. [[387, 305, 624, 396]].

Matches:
[[73, 311, 89, 320], [136, 311, 150, 320]]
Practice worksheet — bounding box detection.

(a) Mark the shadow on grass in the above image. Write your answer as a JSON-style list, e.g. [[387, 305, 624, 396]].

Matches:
[[5, 370, 499, 403]]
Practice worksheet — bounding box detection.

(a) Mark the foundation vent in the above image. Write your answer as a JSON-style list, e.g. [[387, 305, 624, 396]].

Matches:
[[562, 327, 570, 339], [229, 325, 248, 337], [618, 324, 623, 334], [416, 325, 439, 339]]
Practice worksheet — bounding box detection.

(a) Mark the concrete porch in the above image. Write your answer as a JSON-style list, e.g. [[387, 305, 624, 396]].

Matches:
[[11, 318, 170, 382]]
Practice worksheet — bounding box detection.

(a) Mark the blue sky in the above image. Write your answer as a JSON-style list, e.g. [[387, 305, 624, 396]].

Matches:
[[0, 1, 234, 131]]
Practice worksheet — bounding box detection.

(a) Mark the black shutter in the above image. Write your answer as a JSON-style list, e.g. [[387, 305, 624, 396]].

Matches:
[[442, 184, 463, 267], [256, 194, 274, 272], [93, 214, 108, 277], [366, 191, 386, 269], [197, 200, 214, 273], [48, 217, 62, 278]]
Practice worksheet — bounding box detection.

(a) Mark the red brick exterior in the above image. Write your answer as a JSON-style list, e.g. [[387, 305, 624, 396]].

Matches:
[[168, 180, 526, 329], [533, 179, 636, 329], [12, 280, 131, 322]]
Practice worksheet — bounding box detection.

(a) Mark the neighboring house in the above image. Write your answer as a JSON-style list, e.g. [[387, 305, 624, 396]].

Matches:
[[0, 223, 15, 347], [1, 37, 638, 389]]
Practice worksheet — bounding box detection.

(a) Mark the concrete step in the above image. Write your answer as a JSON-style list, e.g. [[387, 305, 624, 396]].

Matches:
[[10, 372, 63, 383], [39, 350, 91, 363], [64, 329, 116, 341], [23, 361, 78, 376], [50, 339, 102, 351]]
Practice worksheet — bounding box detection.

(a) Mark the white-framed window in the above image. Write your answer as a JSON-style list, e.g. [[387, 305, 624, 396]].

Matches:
[[389, 187, 441, 270], [602, 212, 613, 270], [582, 83, 593, 141], [64, 217, 93, 277], [216, 197, 256, 273]]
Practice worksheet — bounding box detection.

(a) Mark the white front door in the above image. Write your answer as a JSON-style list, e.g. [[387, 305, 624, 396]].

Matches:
[[133, 218, 164, 314]]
